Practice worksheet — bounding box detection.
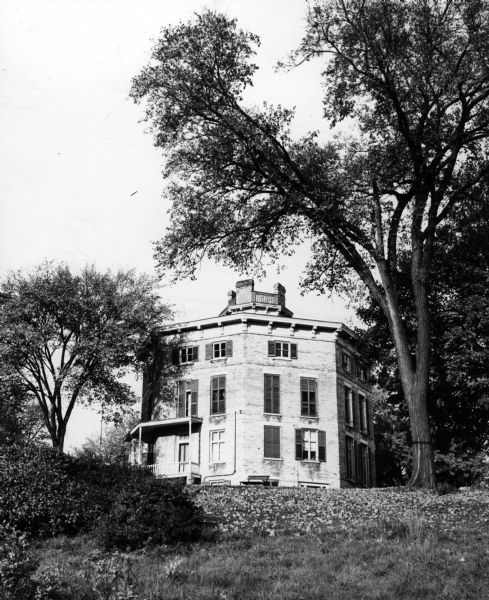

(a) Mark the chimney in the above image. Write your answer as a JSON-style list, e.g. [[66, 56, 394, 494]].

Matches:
[[227, 290, 236, 306], [236, 279, 254, 304], [274, 282, 286, 306]]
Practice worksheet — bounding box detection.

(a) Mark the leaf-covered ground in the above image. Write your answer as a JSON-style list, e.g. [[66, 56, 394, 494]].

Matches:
[[191, 487, 489, 536]]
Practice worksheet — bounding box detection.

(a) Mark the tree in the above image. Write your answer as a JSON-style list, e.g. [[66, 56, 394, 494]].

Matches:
[[0, 366, 48, 447], [0, 263, 172, 454], [74, 409, 140, 465], [360, 192, 489, 485], [130, 3, 489, 487]]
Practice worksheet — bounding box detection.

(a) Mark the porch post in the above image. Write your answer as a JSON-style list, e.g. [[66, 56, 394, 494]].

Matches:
[[188, 416, 192, 483], [138, 425, 142, 466]]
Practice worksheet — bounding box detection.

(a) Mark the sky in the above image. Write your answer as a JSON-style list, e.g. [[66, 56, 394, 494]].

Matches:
[[0, 0, 356, 449]]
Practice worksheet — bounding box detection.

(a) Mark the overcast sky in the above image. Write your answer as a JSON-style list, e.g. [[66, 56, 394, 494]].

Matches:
[[1, 0, 355, 448]]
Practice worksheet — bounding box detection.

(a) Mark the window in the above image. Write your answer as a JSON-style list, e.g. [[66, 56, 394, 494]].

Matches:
[[268, 341, 298, 358], [179, 346, 199, 364], [345, 436, 355, 481], [301, 378, 317, 417], [264, 374, 280, 414], [264, 426, 281, 459], [342, 352, 352, 373], [210, 430, 225, 462], [356, 443, 370, 487], [210, 375, 226, 414], [360, 394, 368, 435], [205, 341, 233, 360], [177, 380, 198, 417], [359, 365, 368, 382], [295, 429, 326, 461], [344, 386, 353, 427]]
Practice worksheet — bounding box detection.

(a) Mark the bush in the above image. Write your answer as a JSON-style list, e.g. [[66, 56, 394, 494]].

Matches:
[[97, 477, 206, 550], [0, 524, 37, 600], [0, 444, 153, 539], [0, 445, 91, 537]]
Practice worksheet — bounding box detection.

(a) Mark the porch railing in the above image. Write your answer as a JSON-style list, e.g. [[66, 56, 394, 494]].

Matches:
[[146, 462, 200, 479]]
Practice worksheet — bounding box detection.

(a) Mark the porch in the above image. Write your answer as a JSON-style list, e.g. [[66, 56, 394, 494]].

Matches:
[[129, 417, 203, 484]]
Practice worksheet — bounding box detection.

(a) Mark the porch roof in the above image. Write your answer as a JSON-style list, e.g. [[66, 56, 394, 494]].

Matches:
[[129, 417, 203, 441]]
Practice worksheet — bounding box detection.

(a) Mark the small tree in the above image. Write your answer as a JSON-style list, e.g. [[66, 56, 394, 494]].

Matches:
[[0, 263, 172, 454], [131, 3, 489, 487]]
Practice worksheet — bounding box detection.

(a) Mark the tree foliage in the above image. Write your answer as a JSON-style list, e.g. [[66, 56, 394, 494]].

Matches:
[[0, 366, 47, 447], [131, 2, 489, 486], [0, 263, 171, 453]]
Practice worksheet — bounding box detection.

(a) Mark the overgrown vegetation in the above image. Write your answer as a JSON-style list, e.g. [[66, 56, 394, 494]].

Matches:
[[97, 478, 207, 551], [0, 445, 205, 546], [27, 488, 489, 600]]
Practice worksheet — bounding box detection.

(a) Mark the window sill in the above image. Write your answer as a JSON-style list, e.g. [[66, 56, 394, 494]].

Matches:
[[263, 457, 282, 461], [269, 356, 298, 361], [263, 413, 282, 417], [209, 461, 226, 467], [210, 357, 227, 363], [301, 415, 319, 420], [210, 413, 226, 418], [298, 459, 325, 464]]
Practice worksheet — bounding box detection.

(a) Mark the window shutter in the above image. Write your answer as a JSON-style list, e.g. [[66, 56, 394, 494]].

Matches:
[[272, 375, 280, 414], [268, 341, 276, 356], [192, 346, 199, 361], [172, 348, 180, 364], [272, 427, 280, 458], [225, 340, 233, 357], [295, 429, 303, 460], [177, 382, 185, 418], [264, 374, 272, 413], [366, 398, 370, 436], [205, 344, 212, 360], [291, 343, 297, 359], [318, 430, 326, 462], [191, 380, 198, 416], [352, 391, 358, 431], [264, 426, 273, 458]]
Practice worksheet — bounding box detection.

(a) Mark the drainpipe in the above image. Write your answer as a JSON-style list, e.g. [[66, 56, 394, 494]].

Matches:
[[203, 411, 237, 483]]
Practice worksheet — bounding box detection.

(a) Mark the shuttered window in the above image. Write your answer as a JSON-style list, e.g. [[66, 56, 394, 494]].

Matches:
[[210, 375, 226, 414], [264, 426, 281, 459], [342, 353, 352, 372], [179, 346, 199, 363], [205, 341, 233, 359], [301, 378, 317, 416], [295, 429, 326, 462], [268, 341, 298, 358], [345, 436, 355, 481], [177, 380, 198, 417], [264, 374, 280, 414]]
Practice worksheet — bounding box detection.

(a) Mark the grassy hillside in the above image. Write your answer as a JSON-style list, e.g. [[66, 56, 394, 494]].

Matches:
[[33, 487, 489, 600]]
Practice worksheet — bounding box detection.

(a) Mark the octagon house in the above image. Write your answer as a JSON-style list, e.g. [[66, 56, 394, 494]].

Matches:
[[129, 279, 375, 488]]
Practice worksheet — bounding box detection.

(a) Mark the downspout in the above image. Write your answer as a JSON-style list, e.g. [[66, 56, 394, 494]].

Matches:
[[203, 410, 237, 483], [138, 424, 142, 465]]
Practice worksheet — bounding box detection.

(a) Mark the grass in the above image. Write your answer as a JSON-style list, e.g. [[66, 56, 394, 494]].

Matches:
[[31, 488, 489, 600]]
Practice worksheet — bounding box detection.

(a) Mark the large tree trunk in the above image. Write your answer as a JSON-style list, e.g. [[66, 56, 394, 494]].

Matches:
[[380, 267, 437, 488]]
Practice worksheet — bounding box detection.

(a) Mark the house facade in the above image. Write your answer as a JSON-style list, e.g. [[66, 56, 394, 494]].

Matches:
[[129, 279, 375, 488]]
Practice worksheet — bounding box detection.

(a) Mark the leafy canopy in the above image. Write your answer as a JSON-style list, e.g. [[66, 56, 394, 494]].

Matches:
[[0, 263, 172, 451], [132, 3, 489, 305]]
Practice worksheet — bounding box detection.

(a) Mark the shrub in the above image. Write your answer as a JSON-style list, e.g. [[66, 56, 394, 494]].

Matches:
[[0, 445, 90, 537], [97, 477, 206, 550], [0, 445, 153, 539], [0, 524, 37, 600]]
